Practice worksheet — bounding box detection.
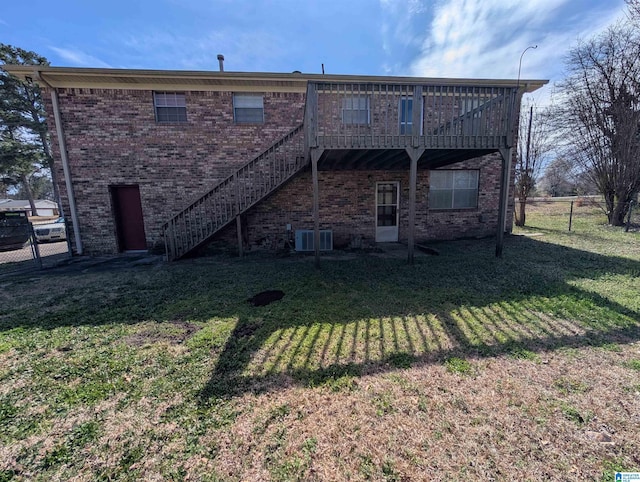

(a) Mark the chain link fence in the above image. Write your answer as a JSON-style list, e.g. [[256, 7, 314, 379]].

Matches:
[[0, 211, 71, 277]]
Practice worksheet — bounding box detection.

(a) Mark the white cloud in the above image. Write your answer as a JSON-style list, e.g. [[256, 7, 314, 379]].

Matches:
[[48, 46, 112, 68], [401, 0, 627, 105], [381, 2, 424, 47], [410, 0, 564, 77], [409, 0, 623, 78], [379, 0, 430, 71]]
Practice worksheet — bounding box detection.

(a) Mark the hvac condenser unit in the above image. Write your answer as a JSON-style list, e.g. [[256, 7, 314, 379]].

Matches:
[[294, 230, 333, 252]]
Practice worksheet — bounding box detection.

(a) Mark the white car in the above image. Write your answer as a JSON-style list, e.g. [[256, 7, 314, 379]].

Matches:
[[34, 218, 67, 243]]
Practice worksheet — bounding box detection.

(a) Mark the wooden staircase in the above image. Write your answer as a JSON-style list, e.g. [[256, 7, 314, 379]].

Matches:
[[163, 123, 306, 260]]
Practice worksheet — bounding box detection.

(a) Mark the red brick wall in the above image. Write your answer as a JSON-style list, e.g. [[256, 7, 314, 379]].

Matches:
[[230, 152, 511, 251], [42, 86, 516, 256], [43, 88, 305, 254]]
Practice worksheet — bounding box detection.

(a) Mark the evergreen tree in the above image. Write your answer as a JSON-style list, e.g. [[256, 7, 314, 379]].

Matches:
[[0, 44, 57, 215]]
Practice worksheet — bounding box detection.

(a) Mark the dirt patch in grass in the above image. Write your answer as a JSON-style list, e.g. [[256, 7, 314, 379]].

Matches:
[[126, 320, 201, 347], [248, 290, 285, 307]]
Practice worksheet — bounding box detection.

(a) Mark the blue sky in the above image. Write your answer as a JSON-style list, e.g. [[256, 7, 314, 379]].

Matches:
[[1, 0, 628, 103]]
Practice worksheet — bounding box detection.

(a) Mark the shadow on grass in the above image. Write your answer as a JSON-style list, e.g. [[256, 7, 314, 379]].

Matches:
[[198, 235, 640, 400], [2, 235, 638, 401]]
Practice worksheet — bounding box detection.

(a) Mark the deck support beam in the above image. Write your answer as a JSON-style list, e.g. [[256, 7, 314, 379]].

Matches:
[[311, 148, 324, 269], [496, 147, 513, 258], [406, 147, 424, 265], [236, 215, 243, 258]]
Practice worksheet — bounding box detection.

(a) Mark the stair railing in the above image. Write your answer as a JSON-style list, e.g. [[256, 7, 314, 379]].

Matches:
[[164, 123, 306, 260]]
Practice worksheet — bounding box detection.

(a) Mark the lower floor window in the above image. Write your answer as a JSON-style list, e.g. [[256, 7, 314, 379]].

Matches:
[[429, 170, 479, 209]]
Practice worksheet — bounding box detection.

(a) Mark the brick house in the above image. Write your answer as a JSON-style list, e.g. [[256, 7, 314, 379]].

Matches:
[[3, 65, 546, 263]]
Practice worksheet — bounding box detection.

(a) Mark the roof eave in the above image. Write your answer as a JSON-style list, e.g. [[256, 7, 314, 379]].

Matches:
[[2, 65, 548, 93]]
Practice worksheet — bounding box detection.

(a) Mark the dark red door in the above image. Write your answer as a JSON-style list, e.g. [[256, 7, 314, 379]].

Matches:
[[111, 185, 147, 251]]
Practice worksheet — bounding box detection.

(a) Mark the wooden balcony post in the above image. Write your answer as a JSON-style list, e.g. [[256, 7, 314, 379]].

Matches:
[[305, 82, 318, 151], [506, 87, 521, 148], [233, 171, 243, 258], [496, 147, 512, 257], [412, 85, 423, 146], [236, 215, 243, 258], [311, 148, 324, 268], [233, 172, 241, 216], [406, 147, 424, 265], [165, 223, 174, 261], [164, 226, 170, 262]]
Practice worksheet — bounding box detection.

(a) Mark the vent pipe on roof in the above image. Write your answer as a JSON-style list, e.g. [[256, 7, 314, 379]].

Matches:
[[217, 54, 225, 72]]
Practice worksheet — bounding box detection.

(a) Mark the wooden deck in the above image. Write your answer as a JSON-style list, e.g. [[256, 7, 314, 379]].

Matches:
[[305, 81, 518, 153], [302, 79, 522, 266]]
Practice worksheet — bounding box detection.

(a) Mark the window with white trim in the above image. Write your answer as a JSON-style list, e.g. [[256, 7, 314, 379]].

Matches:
[[429, 170, 479, 209], [399, 97, 413, 135], [342, 96, 370, 125], [233, 94, 264, 124], [154, 92, 187, 123]]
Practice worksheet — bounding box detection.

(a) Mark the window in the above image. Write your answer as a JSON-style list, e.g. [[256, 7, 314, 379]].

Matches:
[[342, 96, 370, 125], [154, 92, 187, 123], [234, 94, 264, 124], [399, 96, 423, 134], [399, 97, 413, 135], [429, 170, 479, 209]]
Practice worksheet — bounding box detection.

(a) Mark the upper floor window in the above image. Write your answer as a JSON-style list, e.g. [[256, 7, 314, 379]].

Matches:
[[154, 92, 187, 123], [342, 96, 370, 125], [400, 96, 424, 135], [429, 170, 479, 210], [234, 94, 264, 124], [399, 97, 413, 135]]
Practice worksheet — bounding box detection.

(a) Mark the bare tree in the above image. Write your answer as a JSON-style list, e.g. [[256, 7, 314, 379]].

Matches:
[[555, 15, 640, 226], [538, 157, 575, 197], [627, 0, 640, 20], [514, 102, 549, 226]]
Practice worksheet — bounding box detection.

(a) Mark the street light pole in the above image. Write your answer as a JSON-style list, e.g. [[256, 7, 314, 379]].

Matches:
[[515, 45, 538, 226], [517, 45, 538, 89], [496, 44, 538, 257]]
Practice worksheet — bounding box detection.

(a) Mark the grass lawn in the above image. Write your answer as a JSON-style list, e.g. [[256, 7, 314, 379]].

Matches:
[[1, 200, 639, 481]]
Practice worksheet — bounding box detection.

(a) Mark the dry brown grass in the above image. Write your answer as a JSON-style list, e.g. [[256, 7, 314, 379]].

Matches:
[[207, 344, 639, 481]]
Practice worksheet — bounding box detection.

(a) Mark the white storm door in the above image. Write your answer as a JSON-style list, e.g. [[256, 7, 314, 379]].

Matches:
[[376, 182, 400, 242]]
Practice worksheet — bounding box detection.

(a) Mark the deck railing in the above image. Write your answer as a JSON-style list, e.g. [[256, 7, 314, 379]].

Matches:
[[309, 81, 518, 150]]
